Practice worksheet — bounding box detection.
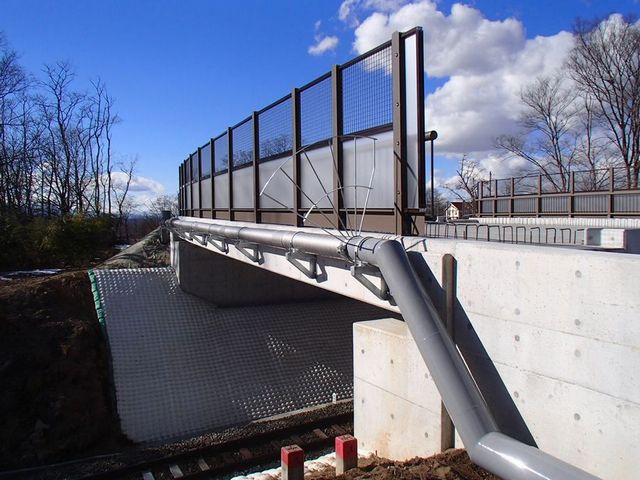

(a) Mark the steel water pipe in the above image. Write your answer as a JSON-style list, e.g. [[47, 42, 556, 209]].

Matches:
[[167, 217, 600, 480]]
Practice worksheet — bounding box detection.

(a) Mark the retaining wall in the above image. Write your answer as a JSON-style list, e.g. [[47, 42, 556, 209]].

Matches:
[[355, 241, 640, 480]]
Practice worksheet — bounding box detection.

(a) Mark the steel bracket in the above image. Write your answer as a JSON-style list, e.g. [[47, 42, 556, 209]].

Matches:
[[193, 233, 209, 246], [207, 236, 228, 253], [286, 249, 318, 279], [235, 241, 262, 264], [351, 263, 391, 301]]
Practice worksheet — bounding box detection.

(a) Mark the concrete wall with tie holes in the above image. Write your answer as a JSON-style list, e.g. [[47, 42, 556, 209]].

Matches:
[[354, 241, 640, 480]]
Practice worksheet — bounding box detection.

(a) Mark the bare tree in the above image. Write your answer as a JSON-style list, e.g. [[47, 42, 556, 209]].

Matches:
[[425, 187, 449, 218], [567, 15, 640, 188], [496, 76, 579, 191], [147, 194, 178, 218], [0, 33, 30, 215], [443, 155, 486, 214]]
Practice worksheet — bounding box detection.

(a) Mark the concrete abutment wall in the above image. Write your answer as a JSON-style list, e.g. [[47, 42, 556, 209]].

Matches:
[[171, 233, 338, 306], [355, 241, 640, 480]]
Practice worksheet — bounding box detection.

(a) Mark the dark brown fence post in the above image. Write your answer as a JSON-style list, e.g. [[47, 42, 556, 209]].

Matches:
[[392, 31, 408, 234], [569, 171, 575, 217], [210, 139, 215, 218], [227, 127, 233, 221], [292, 88, 302, 227], [537, 175, 542, 217], [252, 112, 260, 224], [331, 65, 345, 232], [197, 147, 203, 218], [510, 177, 515, 217], [608, 167, 615, 217], [188, 157, 193, 217]]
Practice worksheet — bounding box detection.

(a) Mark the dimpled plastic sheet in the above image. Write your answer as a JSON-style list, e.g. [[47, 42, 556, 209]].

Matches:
[[92, 268, 387, 443]]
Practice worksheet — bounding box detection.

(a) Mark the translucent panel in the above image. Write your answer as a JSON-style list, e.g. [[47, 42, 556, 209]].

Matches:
[[214, 174, 229, 208], [342, 131, 394, 209], [342, 46, 393, 135], [259, 98, 292, 159], [575, 195, 607, 213], [192, 182, 200, 210], [542, 196, 569, 213], [614, 193, 640, 212], [200, 178, 212, 209], [232, 165, 254, 208], [232, 119, 253, 169], [200, 143, 212, 179], [214, 133, 229, 173], [185, 184, 191, 209], [259, 155, 294, 208], [300, 145, 334, 209], [190, 152, 199, 181], [403, 34, 420, 209], [300, 76, 332, 146]]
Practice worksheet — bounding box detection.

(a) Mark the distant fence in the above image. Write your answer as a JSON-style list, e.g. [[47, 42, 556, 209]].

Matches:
[[476, 167, 640, 217], [178, 28, 426, 235]]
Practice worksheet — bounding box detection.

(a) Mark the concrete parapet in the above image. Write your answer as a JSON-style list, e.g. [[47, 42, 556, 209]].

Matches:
[[471, 216, 640, 229], [354, 241, 640, 479], [354, 319, 443, 460]]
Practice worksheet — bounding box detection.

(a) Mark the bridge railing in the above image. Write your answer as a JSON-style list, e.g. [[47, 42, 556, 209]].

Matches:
[[178, 28, 426, 235], [476, 166, 640, 217]]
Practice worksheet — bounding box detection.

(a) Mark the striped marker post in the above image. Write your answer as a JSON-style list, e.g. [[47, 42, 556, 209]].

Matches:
[[335, 434, 358, 474], [281, 444, 304, 480]]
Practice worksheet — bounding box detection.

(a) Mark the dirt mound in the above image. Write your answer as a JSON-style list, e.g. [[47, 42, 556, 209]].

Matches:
[[0, 270, 125, 469], [309, 449, 498, 480], [0, 229, 170, 470]]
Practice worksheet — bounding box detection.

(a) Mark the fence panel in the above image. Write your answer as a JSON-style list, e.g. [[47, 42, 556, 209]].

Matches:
[[231, 119, 254, 209], [259, 97, 292, 160], [541, 195, 568, 213], [574, 195, 607, 213], [614, 193, 640, 213], [300, 77, 332, 147], [214, 134, 229, 209], [177, 29, 426, 234], [342, 131, 393, 208], [342, 46, 392, 135]]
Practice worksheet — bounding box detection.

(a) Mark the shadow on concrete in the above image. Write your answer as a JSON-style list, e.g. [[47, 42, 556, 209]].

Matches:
[[407, 251, 538, 448]]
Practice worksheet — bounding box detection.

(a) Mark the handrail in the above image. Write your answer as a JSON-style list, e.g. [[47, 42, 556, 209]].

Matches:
[[166, 217, 600, 480]]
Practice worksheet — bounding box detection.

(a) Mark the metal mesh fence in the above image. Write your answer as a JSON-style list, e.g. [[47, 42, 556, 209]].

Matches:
[[190, 152, 199, 181], [232, 119, 254, 169], [300, 76, 332, 147], [214, 133, 229, 174], [258, 97, 292, 160], [342, 46, 393, 135], [200, 143, 211, 179]]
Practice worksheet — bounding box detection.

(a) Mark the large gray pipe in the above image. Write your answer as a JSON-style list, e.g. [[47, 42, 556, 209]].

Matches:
[[167, 217, 599, 480]]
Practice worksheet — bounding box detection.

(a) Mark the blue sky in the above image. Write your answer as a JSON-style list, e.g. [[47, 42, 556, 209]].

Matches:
[[2, 0, 637, 206]]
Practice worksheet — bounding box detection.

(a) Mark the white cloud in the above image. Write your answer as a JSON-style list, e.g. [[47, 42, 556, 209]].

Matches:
[[346, 0, 576, 177], [308, 35, 340, 56], [340, 0, 411, 26], [110, 171, 165, 194]]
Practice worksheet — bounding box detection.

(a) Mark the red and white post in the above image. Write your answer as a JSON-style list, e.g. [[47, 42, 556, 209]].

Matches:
[[281, 444, 305, 480], [335, 434, 358, 474]]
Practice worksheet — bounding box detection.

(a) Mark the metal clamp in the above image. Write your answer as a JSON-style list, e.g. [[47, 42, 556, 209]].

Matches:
[[286, 249, 318, 279], [351, 263, 391, 301], [235, 241, 262, 264], [207, 236, 228, 253], [193, 233, 209, 246]]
